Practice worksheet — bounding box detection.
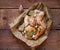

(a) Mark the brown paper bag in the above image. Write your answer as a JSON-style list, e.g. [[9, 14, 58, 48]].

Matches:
[[9, 2, 52, 50]]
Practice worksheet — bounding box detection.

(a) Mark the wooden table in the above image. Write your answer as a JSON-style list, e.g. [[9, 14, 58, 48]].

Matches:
[[0, 0, 60, 50]]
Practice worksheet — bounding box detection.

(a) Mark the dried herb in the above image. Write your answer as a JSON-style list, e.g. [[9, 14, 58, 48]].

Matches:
[[28, 10, 34, 16], [27, 32, 34, 37], [20, 23, 25, 31]]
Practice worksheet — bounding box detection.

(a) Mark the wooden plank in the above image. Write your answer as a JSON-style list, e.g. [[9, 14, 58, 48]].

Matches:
[[0, 9, 19, 29], [0, 29, 60, 50], [0, 30, 30, 50], [36, 30, 60, 50], [0, 0, 60, 8], [0, 9, 60, 29], [50, 9, 60, 30]]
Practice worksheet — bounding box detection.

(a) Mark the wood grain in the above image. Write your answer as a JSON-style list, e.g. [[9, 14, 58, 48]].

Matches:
[[0, 9, 19, 29], [0, 9, 60, 29], [36, 30, 60, 50], [0, 30, 31, 50], [50, 9, 60, 30], [0, 29, 60, 50], [0, 0, 60, 8]]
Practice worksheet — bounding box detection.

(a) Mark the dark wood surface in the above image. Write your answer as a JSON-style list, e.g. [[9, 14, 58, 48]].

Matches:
[[0, 0, 60, 50], [0, 0, 60, 8]]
